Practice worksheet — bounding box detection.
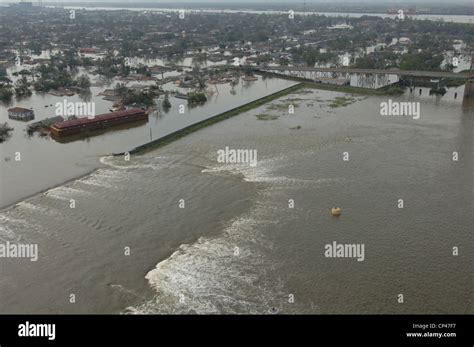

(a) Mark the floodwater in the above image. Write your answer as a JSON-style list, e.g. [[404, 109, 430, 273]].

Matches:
[[0, 84, 471, 314], [0, 63, 296, 208]]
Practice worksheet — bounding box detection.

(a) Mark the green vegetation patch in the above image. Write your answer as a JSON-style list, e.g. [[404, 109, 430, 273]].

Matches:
[[267, 102, 299, 111], [256, 114, 279, 121], [328, 96, 357, 108], [440, 77, 467, 88], [302, 82, 406, 96], [282, 97, 304, 103], [0, 122, 14, 143], [266, 97, 304, 111], [292, 89, 314, 95], [380, 85, 405, 95], [188, 92, 207, 104]]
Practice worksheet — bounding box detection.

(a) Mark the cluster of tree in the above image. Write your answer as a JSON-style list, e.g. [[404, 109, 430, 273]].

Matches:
[[0, 122, 13, 142], [354, 51, 399, 69], [0, 69, 13, 102], [75, 75, 91, 89], [33, 63, 64, 91], [399, 52, 443, 71], [114, 83, 128, 98], [162, 93, 171, 109], [254, 54, 274, 64], [291, 47, 337, 67], [31, 52, 78, 92], [14, 76, 32, 97], [33, 64, 91, 92], [163, 38, 189, 58], [0, 87, 13, 102], [122, 90, 155, 107], [95, 54, 130, 78], [114, 82, 163, 107], [187, 92, 207, 104], [135, 64, 151, 77]]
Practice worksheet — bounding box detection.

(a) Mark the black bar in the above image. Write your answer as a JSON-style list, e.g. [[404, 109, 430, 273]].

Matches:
[[0, 315, 472, 346]]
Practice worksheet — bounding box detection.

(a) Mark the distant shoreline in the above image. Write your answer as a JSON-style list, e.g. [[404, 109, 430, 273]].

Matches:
[[38, 1, 474, 18]]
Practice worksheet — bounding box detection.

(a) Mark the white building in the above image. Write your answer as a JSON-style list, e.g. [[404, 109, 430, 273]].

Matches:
[[8, 107, 35, 121], [399, 37, 411, 45]]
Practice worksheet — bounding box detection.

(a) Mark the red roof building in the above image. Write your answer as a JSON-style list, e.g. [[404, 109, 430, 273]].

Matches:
[[50, 108, 148, 137]]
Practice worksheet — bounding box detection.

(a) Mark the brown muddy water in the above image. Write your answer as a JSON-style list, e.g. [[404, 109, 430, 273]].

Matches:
[[0, 85, 472, 314]]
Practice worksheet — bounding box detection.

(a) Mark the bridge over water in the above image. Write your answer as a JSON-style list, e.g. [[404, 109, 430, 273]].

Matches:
[[255, 66, 470, 80], [215, 61, 474, 103]]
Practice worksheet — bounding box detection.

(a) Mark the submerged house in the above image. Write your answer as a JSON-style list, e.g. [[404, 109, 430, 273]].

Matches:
[[8, 107, 35, 121], [50, 108, 148, 137]]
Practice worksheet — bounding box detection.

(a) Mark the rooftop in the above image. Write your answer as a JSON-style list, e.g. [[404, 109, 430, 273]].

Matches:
[[8, 107, 33, 113], [52, 108, 146, 130]]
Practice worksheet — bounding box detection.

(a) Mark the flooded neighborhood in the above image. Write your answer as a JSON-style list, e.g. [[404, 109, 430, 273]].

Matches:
[[0, 1, 472, 343]]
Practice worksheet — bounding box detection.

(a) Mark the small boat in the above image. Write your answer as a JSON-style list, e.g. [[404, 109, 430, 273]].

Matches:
[[331, 207, 341, 216], [243, 75, 258, 82], [174, 93, 189, 100]]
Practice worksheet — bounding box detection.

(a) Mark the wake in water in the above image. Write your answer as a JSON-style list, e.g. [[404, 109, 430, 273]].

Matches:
[[0, 212, 42, 243], [127, 151, 338, 314], [127, 210, 290, 314], [99, 154, 185, 172]]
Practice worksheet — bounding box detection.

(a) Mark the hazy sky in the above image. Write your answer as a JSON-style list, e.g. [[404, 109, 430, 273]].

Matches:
[[1, 0, 471, 5]]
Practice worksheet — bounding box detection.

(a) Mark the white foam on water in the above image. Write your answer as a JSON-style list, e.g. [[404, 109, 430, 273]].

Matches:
[[109, 284, 142, 300], [0, 214, 38, 240], [100, 155, 167, 171], [201, 155, 286, 183], [202, 155, 346, 187], [16, 201, 57, 216], [44, 186, 91, 201], [77, 168, 126, 189], [127, 181, 313, 315], [0, 220, 16, 241], [129, 214, 282, 314], [127, 150, 341, 314]]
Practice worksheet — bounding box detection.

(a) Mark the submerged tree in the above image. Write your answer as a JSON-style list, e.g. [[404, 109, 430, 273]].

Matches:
[[162, 93, 171, 109], [75, 74, 91, 89], [0, 122, 14, 142], [14, 76, 32, 97], [0, 86, 13, 102]]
